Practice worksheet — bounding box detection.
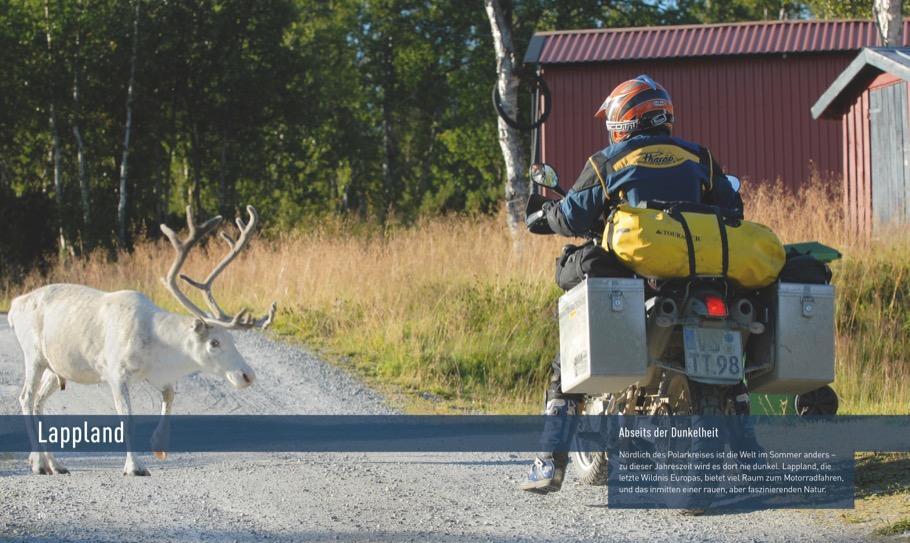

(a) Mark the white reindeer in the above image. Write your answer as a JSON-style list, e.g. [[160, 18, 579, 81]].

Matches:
[[8, 205, 276, 476]]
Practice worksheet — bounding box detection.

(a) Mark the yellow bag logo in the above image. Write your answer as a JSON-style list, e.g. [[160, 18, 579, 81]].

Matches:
[[613, 145, 699, 170]]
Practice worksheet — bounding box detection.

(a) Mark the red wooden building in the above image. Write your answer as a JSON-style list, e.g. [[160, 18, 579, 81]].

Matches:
[[813, 48, 910, 237], [524, 20, 910, 192]]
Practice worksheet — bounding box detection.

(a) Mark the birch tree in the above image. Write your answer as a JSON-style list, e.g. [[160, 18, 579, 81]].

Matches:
[[43, 0, 67, 258], [71, 0, 90, 236], [874, 0, 904, 46], [484, 0, 528, 236], [117, 0, 140, 247]]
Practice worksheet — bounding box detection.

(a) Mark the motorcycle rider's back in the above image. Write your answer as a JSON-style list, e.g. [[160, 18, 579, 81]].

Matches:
[[541, 132, 742, 239], [521, 75, 743, 494]]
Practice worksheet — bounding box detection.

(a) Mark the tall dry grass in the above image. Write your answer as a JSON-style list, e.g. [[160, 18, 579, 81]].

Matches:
[[2, 178, 908, 413], [3, 217, 569, 411], [743, 176, 848, 249], [746, 178, 910, 413]]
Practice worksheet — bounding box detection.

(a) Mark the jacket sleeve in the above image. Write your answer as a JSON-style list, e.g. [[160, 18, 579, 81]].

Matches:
[[705, 176, 744, 218], [543, 153, 611, 238], [700, 151, 744, 219], [545, 184, 607, 238]]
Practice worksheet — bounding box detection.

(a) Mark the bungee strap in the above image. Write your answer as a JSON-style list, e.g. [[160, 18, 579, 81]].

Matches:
[[666, 206, 698, 278], [714, 208, 729, 277]]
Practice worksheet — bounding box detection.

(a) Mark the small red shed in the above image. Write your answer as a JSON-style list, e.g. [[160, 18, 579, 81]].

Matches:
[[524, 20, 910, 192], [812, 48, 910, 237]]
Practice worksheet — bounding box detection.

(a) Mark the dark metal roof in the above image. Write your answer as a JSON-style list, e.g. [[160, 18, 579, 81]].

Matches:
[[812, 48, 910, 119], [524, 20, 910, 65]]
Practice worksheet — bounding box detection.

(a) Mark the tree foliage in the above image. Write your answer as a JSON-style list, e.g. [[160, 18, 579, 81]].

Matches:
[[0, 0, 891, 279]]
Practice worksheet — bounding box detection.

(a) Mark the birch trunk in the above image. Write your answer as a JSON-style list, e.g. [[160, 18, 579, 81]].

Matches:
[[159, 93, 177, 226], [44, 0, 67, 258], [380, 34, 397, 221], [484, 0, 528, 237], [154, 144, 171, 228], [72, 19, 90, 233], [72, 1, 90, 234], [50, 111, 65, 254], [117, 0, 140, 247], [73, 125, 88, 230], [218, 138, 230, 218], [188, 123, 202, 216], [874, 0, 904, 46]]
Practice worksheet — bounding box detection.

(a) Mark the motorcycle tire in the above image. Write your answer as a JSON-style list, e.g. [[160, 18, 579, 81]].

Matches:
[[795, 385, 838, 415], [668, 375, 740, 416], [571, 449, 608, 486]]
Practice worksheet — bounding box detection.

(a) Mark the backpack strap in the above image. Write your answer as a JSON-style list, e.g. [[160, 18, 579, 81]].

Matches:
[[662, 201, 730, 278], [588, 152, 618, 202], [666, 206, 698, 278], [604, 219, 615, 253], [713, 208, 729, 277], [603, 205, 621, 252], [695, 146, 714, 193]]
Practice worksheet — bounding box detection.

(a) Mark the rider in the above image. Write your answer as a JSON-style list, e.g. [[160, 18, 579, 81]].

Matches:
[[521, 74, 745, 494]]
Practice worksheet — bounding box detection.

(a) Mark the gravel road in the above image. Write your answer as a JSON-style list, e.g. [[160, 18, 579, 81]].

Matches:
[[0, 318, 869, 542]]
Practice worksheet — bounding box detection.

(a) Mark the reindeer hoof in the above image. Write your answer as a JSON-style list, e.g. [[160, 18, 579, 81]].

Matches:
[[124, 468, 151, 477], [55, 467, 70, 475], [36, 467, 50, 475], [153, 451, 167, 460]]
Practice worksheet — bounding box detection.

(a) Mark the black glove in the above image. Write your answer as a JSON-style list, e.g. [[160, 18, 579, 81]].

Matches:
[[526, 194, 555, 235]]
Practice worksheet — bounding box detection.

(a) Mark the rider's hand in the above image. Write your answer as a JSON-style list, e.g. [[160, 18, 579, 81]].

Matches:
[[526, 194, 555, 235]]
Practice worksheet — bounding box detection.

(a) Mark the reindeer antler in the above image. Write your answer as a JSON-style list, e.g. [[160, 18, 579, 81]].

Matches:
[[160, 205, 277, 329]]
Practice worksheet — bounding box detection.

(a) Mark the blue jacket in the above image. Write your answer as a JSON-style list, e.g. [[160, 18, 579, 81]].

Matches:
[[548, 133, 742, 238]]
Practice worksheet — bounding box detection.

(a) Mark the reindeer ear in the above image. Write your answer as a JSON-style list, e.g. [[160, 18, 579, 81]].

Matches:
[[192, 318, 208, 336]]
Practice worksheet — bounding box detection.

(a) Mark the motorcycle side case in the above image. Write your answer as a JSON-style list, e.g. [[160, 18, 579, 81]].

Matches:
[[558, 277, 648, 394], [747, 282, 836, 394]]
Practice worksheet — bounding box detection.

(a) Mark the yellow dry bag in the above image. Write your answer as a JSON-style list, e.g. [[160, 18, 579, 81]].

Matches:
[[604, 203, 785, 289]]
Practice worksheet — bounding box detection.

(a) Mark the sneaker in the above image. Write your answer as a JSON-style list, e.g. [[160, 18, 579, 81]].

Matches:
[[520, 456, 566, 494]]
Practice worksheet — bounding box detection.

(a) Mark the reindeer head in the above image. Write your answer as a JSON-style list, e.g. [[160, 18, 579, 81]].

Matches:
[[187, 319, 255, 389], [160, 205, 277, 389]]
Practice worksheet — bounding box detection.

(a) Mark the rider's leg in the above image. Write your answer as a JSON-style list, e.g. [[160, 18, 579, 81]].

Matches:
[[521, 354, 583, 493], [541, 355, 583, 460], [730, 380, 760, 449]]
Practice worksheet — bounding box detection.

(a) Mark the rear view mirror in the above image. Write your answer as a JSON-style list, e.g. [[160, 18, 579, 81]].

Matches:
[[529, 163, 559, 189], [726, 175, 742, 193]]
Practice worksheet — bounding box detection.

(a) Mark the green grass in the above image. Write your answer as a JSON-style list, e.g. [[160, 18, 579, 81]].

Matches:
[[2, 205, 908, 415], [274, 279, 560, 413], [874, 518, 910, 537], [850, 453, 910, 537], [831, 243, 910, 415], [271, 248, 910, 415]]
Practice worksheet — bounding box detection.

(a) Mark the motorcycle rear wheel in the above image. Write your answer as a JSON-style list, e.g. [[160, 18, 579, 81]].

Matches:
[[570, 397, 612, 485], [570, 376, 743, 486], [667, 374, 738, 416], [572, 449, 608, 485]]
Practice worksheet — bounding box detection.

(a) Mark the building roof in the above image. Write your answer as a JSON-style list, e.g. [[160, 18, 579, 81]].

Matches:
[[812, 47, 910, 119], [524, 20, 910, 65]]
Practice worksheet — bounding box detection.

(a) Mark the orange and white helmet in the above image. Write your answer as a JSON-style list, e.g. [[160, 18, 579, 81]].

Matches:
[[594, 75, 674, 144]]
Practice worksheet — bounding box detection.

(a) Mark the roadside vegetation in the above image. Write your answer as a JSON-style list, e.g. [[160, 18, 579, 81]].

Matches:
[[3, 179, 908, 415], [843, 453, 910, 536]]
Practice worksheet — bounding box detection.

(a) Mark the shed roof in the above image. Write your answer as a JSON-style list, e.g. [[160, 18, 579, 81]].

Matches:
[[811, 47, 910, 119], [524, 20, 910, 65]]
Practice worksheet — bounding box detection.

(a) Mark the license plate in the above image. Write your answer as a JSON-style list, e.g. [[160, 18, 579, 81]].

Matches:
[[683, 327, 744, 383]]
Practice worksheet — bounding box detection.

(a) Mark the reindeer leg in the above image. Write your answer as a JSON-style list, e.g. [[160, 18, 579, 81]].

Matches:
[[19, 355, 49, 475], [108, 378, 149, 476], [151, 385, 174, 460], [33, 370, 68, 474]]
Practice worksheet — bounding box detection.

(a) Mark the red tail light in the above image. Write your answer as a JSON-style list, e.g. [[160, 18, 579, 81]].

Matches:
[[704, 295, 728, 318]]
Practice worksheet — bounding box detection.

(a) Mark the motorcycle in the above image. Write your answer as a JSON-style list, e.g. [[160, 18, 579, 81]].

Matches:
[[525, 163, 839, 485]]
